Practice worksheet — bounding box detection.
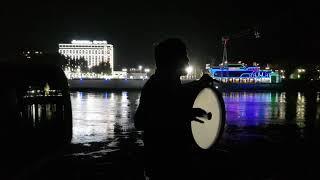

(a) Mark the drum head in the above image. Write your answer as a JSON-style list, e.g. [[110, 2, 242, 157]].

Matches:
[[191, 88, 225, 149]]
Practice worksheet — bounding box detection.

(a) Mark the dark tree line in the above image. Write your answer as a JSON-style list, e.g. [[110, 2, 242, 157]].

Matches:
[[90, 61, 112, 75], [15, 52, 111, 75]]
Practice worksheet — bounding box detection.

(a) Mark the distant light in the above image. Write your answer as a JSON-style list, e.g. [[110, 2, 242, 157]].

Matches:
[[93, 40, 107, 44], [215, 86, 219, 89], [130, 76, 133, 79], [140, 76, 143, 79], [280, 70, 284, 73], [138, 65, 142, 70], [71, 40, 92, 44], [122, 68, 127, 72], [238, 61, 242, 64], [185, 66, 193, 74], [144, 68, 150, 73]]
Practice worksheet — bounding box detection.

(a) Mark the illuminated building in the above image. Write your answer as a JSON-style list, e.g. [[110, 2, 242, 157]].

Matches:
[[209, 64, 281, 83], [58, 40, 114, 72]]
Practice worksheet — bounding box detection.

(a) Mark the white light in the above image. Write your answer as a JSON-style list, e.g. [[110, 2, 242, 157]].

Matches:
[[185, 66, 193, 74], [130, 76, 133, 79], [71, 40, 92, 44], [140, 76, 143, 79], [138, 66, 142, 70], [93, 40, 107, 44], [215, 86, 219, 89], [122, 68, 127, 72], [144, 68, 150, 73]]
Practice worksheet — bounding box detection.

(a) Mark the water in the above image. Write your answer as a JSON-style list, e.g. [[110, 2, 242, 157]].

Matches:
[[70, 91, 320, 145], [36, 91, 320, 179], [71, 91, 140, 144]]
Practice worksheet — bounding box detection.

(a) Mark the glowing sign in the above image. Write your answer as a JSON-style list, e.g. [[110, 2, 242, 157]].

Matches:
[[71, 40, 108, 45], [93, 40, 107, 44], [71, 40, 92, 44]]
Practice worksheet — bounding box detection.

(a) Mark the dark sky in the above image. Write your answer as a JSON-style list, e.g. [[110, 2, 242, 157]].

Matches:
[[1, 1, 318, 68]]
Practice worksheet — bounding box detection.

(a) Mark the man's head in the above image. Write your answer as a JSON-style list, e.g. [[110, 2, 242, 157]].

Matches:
[[154, 38, 189, 76]]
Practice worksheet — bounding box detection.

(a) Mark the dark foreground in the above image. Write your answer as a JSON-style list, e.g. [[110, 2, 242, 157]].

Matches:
[[8, 125, 320, 180]]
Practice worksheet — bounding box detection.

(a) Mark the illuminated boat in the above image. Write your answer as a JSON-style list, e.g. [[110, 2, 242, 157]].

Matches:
[[208, 64, 281, 83]]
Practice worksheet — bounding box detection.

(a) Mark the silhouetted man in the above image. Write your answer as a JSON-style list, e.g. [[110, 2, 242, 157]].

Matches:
[[134, 38, 210, 179]]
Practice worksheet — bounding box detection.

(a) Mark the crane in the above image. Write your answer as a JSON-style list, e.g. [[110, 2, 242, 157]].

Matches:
[[221, 28, 261, 66]]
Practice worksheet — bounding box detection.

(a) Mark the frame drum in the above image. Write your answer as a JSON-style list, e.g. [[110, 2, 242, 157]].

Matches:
[[191, 87, 225, 150]]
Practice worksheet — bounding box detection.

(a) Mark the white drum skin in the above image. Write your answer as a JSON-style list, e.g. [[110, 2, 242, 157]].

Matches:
[[191, 88, 225, 150]]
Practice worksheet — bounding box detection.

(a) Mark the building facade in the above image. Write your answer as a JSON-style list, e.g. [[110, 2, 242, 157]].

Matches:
[[58, 40, 114, 71]]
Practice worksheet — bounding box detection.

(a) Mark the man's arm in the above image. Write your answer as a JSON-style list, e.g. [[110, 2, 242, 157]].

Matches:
[[134, 102, 145, 130], [134, 88, 148, 130]]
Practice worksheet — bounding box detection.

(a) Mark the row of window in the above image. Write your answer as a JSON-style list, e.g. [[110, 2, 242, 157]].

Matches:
[[66, 55, 111, 62], [59, 49, 111, 54], [59, 45, 109, 48]]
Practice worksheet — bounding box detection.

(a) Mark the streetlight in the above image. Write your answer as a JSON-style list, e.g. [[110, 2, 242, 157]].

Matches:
[[186, 66, 193, 74], [138, 65, 142, 71], [144, 68, 150, 73]]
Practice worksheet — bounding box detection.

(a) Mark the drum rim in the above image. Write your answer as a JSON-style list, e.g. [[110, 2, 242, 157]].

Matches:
[[190, 86, 226, 151]]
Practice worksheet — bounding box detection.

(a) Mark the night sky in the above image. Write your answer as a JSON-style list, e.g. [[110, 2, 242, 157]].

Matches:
[[1, 1, 318, 68]]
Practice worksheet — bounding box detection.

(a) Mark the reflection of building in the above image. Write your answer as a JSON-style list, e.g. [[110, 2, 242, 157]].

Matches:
[[58, 40, 114, 72], [209, 64, 281, 83]]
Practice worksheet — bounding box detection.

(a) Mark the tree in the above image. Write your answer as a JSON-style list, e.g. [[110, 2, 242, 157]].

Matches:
[[90, 61, 112, 75], [78, 57, 89, 73]]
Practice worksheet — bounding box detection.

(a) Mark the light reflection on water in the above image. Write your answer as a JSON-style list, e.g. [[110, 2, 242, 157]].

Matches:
[[70, 91, 140, 144], [70, 91, 320, 144]]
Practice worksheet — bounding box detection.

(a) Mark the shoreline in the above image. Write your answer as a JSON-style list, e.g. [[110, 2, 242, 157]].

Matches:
[[68, 79, 320, 92]]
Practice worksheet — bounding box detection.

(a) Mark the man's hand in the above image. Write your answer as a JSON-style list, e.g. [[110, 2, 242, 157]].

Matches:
[[191, 108, 208, 123], [198, 74, 214, 87]]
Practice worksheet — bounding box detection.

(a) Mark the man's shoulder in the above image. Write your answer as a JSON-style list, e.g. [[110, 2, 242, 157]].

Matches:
[[142, 75, 157, 89]]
